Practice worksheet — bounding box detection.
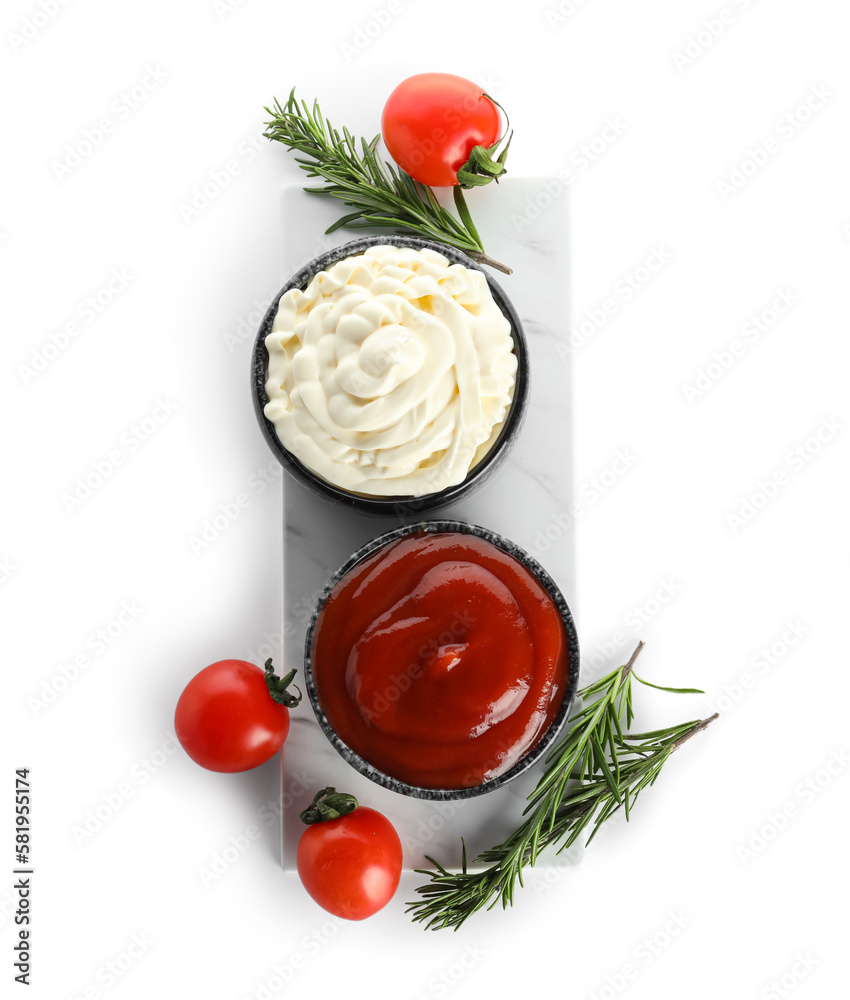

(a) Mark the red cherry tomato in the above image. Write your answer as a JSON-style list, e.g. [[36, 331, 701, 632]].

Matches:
[[174, 659, 300, 772], [297, 801, 403, 920], [381, 72, 502, 187]]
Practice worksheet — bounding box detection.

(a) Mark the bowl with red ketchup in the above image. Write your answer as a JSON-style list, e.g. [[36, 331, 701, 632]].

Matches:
[[304, 520, 580, 800]]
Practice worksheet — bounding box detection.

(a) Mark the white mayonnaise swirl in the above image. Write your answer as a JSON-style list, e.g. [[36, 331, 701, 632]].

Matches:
[[264, 244, 517, 497]]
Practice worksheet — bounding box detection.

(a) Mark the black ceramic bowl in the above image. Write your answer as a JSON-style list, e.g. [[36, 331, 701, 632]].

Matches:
[[251, 236, 529, 515], [303, 520, 580, 801]]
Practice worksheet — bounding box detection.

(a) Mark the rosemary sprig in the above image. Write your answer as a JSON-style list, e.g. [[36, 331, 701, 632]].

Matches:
[[262, 89, 512, 274], [406, 642, 717, 931]]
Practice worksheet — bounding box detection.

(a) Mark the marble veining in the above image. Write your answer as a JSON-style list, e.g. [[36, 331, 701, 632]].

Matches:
[[276, 178, 578, 873]]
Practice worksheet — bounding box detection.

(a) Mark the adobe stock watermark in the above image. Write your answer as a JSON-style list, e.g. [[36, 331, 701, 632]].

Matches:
[[587, 910, 691, 1000], [358, 608, 476, 725], [0, 557, 17, 586], [246, 603, 323, 675], [211, 0, 251, 19], [51, 65, 169, 181], [401, 798, 470, 855], [238, 919, 344, 1000], [28, 601, 145, 717], [715, 85, 833, 202], [0, 890, 17, 930], [241, 626, 295, 668], [672, 0, 760, 72], [511, 117, 627, 232], [70, 732, 179, 846], [533, 448, 638, 554], [413, 944, 487, 999], [198, 772, 312, 888], [339, 1, 414, 63], [726, 416, 841, 532], [7, 0, 73, 53], [67, 932, 153, 1000], [345, 329, 421, 398], [61, 397, 179, 513], [581, 579, 684, 683], [736, 749, 848, 865], [390, 429, 483, 521], [557, 246, 672, 356], [187, 458, 281, 554], [290, 588, 325, 627], [759, 952, 818, 1000], [622, 579, 683, 633], [18, 267, 134, 386], [527, 847, 584, 897], [178, 133, 269, 223], [545, 0, 593, 28], [470, 72, 502, 95], [334, 72, 498, 183], [225, 233, 338, 353], [681, 286, 798, 402], [224, 294, 275, 353], [706, 619, 808, 715]]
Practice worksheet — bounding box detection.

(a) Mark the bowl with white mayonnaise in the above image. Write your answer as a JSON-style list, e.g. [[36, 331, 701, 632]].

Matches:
[[251, 237, 529, 514]]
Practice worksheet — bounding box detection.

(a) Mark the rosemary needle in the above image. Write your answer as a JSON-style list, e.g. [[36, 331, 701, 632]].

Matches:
[[263, 89, 512, 274], [406, 643, 718, 931]]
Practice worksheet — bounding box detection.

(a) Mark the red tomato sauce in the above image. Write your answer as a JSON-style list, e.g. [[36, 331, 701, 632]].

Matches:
[[310, 531, 570, 789]]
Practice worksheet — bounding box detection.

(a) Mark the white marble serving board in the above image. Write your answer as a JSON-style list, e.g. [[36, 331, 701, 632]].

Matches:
[[276, 178, 578, 872]]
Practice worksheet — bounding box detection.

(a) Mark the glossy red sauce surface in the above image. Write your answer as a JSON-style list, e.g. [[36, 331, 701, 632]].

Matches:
[[310, 532, 570, 789]]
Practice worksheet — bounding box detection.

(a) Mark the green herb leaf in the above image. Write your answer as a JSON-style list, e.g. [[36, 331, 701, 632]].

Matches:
[[633, 672, 705, 695], [263, 89, 512, 274], [406, 643, 717, 931]]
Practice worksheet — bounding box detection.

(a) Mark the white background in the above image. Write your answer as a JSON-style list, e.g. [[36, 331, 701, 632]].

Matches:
[[2, 1, 848, 998]]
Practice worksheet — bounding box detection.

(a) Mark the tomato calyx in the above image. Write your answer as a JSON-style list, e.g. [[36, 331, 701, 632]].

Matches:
[[300, 786, 359, 825], [456, 96, 513, 190], [263, 658, 302, 708]]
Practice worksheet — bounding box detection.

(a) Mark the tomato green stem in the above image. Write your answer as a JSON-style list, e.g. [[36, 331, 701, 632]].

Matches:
[[300, 787, 359, 824], [264, 658, 302, 708], [466, 249, 512, 275], [452, 186, 482, 249], [449, 189, 512, 272], [456, 94, 512, 190], [449, 187, 512, 273]]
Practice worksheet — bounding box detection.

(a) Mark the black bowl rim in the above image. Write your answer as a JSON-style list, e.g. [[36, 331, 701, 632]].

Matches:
[[250, 236, 529, 514], [302, 519, 581, 801]]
